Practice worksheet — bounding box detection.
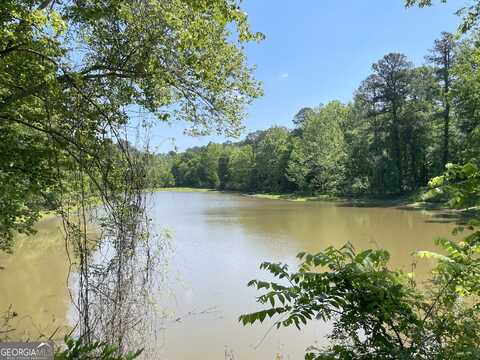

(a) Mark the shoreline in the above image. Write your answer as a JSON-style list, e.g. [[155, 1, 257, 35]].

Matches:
[[152, 187, 479, 218], [150, 187, 214, 193], [152, 187, 434, 208]]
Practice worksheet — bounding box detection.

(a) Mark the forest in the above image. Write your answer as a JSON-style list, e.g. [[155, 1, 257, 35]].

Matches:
[[153, 31, 480, 197]]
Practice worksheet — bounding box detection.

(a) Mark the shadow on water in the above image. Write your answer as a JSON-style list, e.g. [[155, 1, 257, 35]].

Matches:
[[396, 205, 479, 225], [334, 197, 479, 226], [335, 200, 405, 209]]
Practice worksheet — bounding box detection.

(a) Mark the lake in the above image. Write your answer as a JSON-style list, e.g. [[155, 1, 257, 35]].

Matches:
[[0, 191, 461, 359]]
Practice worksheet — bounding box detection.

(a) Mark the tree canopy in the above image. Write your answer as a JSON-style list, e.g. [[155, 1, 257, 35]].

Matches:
[[406, 0, 480, 33], [0, 0, 262, 250]]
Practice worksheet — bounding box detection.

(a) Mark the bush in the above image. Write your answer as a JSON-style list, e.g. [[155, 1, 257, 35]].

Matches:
[[55, 337, 142, 360], [241, 232, 480, 359]]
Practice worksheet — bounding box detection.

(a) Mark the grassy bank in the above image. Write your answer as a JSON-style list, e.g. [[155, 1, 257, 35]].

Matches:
[[244, 193, 340, 202], [243, 189, 429, 206], [151, 187, 214, 193]]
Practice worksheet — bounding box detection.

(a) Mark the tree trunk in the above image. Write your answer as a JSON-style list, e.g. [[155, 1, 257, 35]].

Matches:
[[392, 104, 403, 193], [442, 99, 450, 169]]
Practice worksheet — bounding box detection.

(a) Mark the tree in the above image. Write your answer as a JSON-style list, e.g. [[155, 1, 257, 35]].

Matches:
[[451, 38, 480, 163], [1, 0, 263, 352], [227, 145, 255, 191], [293, 107, 315, 127], [252, 126, 292, 193], [406, 0, 480, 33], [0, 123, 60, 251], [342, 105, 373, 194], [287, 102, 349, 194], [146, 153, 175, 188], [356, 53, 413, 193], [218, 147, 232, 190], [403, 66, 438, 187], [427, 32, 457, 168], [198, 143, 223, 188], [285, 137, 311, 192]]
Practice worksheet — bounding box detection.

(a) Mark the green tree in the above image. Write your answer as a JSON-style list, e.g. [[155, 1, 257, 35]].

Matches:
[[171, 148, 201, 187], [0, 0, 262, 249], [451, 37, 480, 163], [427, 32, 457, 168], [198, 143, 223, 188], [218, 147, 233, 190], [227, 145, 255, 191], [293, 107, 315, 127], [341, 103, 374, 194], [406, 0, 480, 33], [285, 137, 311, 192], [252, 127, 292, 193], [403, 66, 438, 187], [146, 153, 175, 188], [1, 1, 264, 350], [356, 53, 413, 194], [287, 101, 349, 194]]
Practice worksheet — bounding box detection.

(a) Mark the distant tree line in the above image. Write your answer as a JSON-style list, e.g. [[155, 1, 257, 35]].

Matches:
[[151, 31, 480, 196]]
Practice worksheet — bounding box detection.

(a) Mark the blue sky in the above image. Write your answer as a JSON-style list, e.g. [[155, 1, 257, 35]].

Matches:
[[150, 0, 462, 153]]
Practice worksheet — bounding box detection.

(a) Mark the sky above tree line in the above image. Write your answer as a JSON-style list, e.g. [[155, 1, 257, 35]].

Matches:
[[150, 0, 462, 152]]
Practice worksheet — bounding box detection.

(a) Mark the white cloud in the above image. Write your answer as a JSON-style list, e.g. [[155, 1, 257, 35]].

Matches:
[[279, 73, 289, 79]]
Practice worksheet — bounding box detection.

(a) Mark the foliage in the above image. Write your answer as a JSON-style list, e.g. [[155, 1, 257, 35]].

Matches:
[[251, 126, 292, 193], [55, 337, 142, 360], [427, 32, 456, 168], [169, 127, 295, 193], [240, 231, 480, 359], [146, 153, 175, 189], [427, 163, 480, 208], [241, 19, 480, 344], [287, 102, 349, 194], [0, 123, 60, 251], [1, 0, 263, 356], [226, 145, 255, 191], [0, 0, 262, 249], [354, 54, 437, 194], [451, 36, 480, 163], [406, 0, 480, 33]]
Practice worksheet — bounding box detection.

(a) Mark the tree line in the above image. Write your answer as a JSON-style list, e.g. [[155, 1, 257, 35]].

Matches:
[[153, 31, 480, 197]]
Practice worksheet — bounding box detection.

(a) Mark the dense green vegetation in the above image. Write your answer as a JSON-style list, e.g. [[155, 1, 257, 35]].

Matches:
[[55, 337, 142, 360], [153, 30, 480, 198]]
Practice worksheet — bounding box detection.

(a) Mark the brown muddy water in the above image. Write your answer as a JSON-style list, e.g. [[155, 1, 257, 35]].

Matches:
[[0, 191, 462, 359]]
